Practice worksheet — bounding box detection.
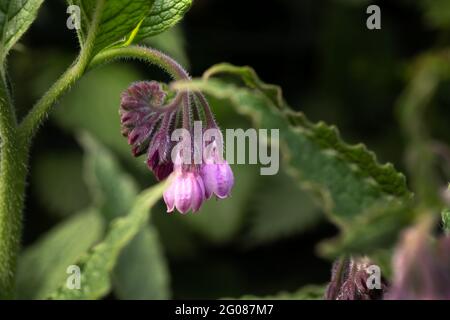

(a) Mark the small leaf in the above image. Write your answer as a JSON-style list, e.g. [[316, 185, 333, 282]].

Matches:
[[15, 209, 104, 299], [69, 0, 154, 55], [133, 0, 192, 42], [47, 182, 166, 299], [114, 226, 170, 299], [0, 0, 44, 61]]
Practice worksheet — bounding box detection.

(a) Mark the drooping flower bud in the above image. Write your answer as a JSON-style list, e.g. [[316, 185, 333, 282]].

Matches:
[[146, 114, 175, 181], [163, 165, 206, 214], [119, 50, 234, 214], [120, 81, 166, 155], [200, 140, 234, 199]]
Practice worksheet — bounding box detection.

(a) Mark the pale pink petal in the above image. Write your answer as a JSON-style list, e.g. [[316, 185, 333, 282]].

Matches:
[[163, 182, 176, 213], [191, 176, 206, 212], [174, 174, 193, 214]]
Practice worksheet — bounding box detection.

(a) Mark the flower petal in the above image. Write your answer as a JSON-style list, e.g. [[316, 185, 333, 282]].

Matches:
[[163, 181, 176, 213]]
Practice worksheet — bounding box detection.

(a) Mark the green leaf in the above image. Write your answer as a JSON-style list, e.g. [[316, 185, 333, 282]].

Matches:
[[176, 64, 411, 222], [318, 201, 417, 257], [114, 225, 170, 299], [15, 209, 104, 299], [133, 0, 192, 42], [32, 151, 90, 217], [174, 64, 413, 255], [0, 0, 44, 61], [80, 133, 138, 221], [235, 285, 325, 300], [78, 134, 170, 299], [47, 182, 166, 299], [69, 0, 154, 55]]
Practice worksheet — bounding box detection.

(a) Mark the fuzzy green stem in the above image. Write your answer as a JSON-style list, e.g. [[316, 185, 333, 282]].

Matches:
[[88, 45, 190, 81], [0, 71, 26, 299], [19, 0, 104, 142], [0, 1, 104, 298]]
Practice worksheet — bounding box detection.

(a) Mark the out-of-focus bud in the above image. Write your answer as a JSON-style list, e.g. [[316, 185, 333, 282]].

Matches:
[[325, 256, 387, 300], [386, 221, 450, 300]]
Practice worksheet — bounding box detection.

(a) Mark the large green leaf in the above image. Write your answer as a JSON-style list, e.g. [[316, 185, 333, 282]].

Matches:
[[48, 182, 165, 299], [15, 209, 104, 299], [133, 0, 192, 42], [80, 134, 170, 299], [174, 64, 413, 255], [45, 131, 165, 300], [318, 201, 416, 257], [0, 0, 44, 61], [69, 0, 154, 55]]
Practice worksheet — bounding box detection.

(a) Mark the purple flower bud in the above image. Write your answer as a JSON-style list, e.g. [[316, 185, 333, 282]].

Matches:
[[386, 222, 450, 300], [200, 141, 234, 199], [325, 257, 387, 300], [120, 81, 167, 158], [146, 130, 173, 181], [163, 168, 206, 214], [120, 81, 179, 180], [120, 75, 234, 214], [121, 81, 166, 111]]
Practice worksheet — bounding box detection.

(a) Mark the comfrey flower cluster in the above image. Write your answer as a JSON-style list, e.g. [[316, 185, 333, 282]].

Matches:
[[119, 53, 233, 214]]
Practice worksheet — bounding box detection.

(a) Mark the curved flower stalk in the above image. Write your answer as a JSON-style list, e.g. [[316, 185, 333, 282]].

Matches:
[[119, 52, 234, 214]]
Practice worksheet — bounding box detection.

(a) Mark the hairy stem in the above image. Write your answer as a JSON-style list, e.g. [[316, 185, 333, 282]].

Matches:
[[0, 71, 26, 299], [18, 0, 104, 143], [88, 45, 190, 80], [0, 1, 105, 298]]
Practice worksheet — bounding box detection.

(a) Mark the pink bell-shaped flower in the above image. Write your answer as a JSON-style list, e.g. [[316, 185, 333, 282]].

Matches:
[[200, 140, 234, 199], [163, 168, 206, 214]]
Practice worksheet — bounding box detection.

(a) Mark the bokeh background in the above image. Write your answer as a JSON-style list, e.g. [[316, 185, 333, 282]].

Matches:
[[11, 0, 450, 298]]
